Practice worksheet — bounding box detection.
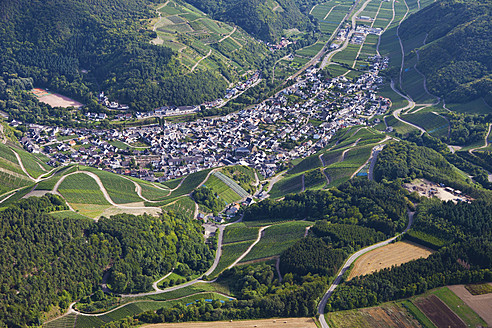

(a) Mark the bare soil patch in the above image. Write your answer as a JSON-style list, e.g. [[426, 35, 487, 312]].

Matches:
[[141, 317, 317, 328], [415, 294, 466, 328], [348, 241, 434, 280], [32, 88, 83, 108], [448, 284, 492, 326], [403, 178, 472, 203], [325, 302, 420, 328]]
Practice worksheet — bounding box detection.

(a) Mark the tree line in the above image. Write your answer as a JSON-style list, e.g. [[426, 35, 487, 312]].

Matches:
[[0, 194, 213, 327]]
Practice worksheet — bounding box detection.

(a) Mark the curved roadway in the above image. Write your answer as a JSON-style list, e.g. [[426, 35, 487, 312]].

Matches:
[[318, 211, 414, 328]]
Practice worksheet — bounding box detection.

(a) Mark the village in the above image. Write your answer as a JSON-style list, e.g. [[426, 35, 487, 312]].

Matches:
[[19, 56, 391, 183]]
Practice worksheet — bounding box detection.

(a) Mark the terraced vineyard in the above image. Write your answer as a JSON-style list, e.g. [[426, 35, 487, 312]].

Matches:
[[84, 168, 143, 204], [72, 293, 231, 327], [58, 173, 110, 206], [11, 147, 51, 179], [223, 222, 260, 244], [404, 110, 449, 138], [152, 0, 267, 78], [210, 240, 256, 278], [135, 180, 170, 201], [240, 221, 312, 263], [163, 196, 196, 219], [0, 144, 33, 194], [269, 174, 303, 199], [148, 169, 213, 206]]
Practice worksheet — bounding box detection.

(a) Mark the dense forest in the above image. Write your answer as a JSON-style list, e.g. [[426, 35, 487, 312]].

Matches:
[[184, 0, 319, 41], [403, 131, 492, 191], [444, 113, 491, 145], [244, 179, 408, 235], [121, 263, 330, 324], [0, 195, 213, 327], [375, 141, 468, 189], [193, 186, 225, 215], [0, 0, 229, 123], [399, 0, 492, 104]]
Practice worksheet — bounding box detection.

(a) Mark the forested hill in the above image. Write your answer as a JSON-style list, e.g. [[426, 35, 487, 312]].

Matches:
[[0, 195, 213, 327], [399, 0, 491, 105], [0, 0, 227, 112], [185, 0, 318, 41]]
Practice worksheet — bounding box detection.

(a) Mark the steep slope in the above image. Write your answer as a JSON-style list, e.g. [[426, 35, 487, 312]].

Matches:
[[185, 0, 318, 41], [0, 0, 230, 116], [398, 0, 491, 106]]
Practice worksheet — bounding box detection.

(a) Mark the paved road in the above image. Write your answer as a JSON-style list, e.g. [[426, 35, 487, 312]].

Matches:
[[318, 211, 415, 327], [389, 80, 428, 135]]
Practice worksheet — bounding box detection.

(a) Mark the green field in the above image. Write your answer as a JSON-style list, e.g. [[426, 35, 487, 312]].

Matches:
[[58, 173, 110, 205], [401, 300, 437, 328], [204, 174, 241, 205], [223, 222, 260, 244], [425, 287, 487, 328], [240, 221, 312, 262]]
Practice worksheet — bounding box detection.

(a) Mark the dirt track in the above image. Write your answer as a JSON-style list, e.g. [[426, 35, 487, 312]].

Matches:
[[448, 284, 492, 326], [142, 318, 316, 328], [348, 241, 433, 280]]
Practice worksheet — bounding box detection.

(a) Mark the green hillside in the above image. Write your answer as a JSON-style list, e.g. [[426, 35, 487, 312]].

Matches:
[[152, 0, 268, 78], [396, 0, 492, 107], [0, 0, 232, 124], [185, 0, 318, 41]]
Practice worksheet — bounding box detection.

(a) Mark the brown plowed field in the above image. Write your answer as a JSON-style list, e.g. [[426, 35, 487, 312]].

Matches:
[[415, 295, 466, 328], [348, 241, 434, 280], [325, 302, 421, 328], [448, 284, 492, 326], [142, 318, 316, 328]]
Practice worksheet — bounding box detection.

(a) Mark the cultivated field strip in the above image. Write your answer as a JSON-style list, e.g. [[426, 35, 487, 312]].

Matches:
[[213, 171, 249, 199]]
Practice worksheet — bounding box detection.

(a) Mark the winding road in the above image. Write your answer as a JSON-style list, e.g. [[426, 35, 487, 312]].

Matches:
[[318, 211, 415, 328]]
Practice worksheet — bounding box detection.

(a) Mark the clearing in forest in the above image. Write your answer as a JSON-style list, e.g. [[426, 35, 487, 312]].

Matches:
[[348, 241, 433, 280], [31, 88, 83, 108]]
